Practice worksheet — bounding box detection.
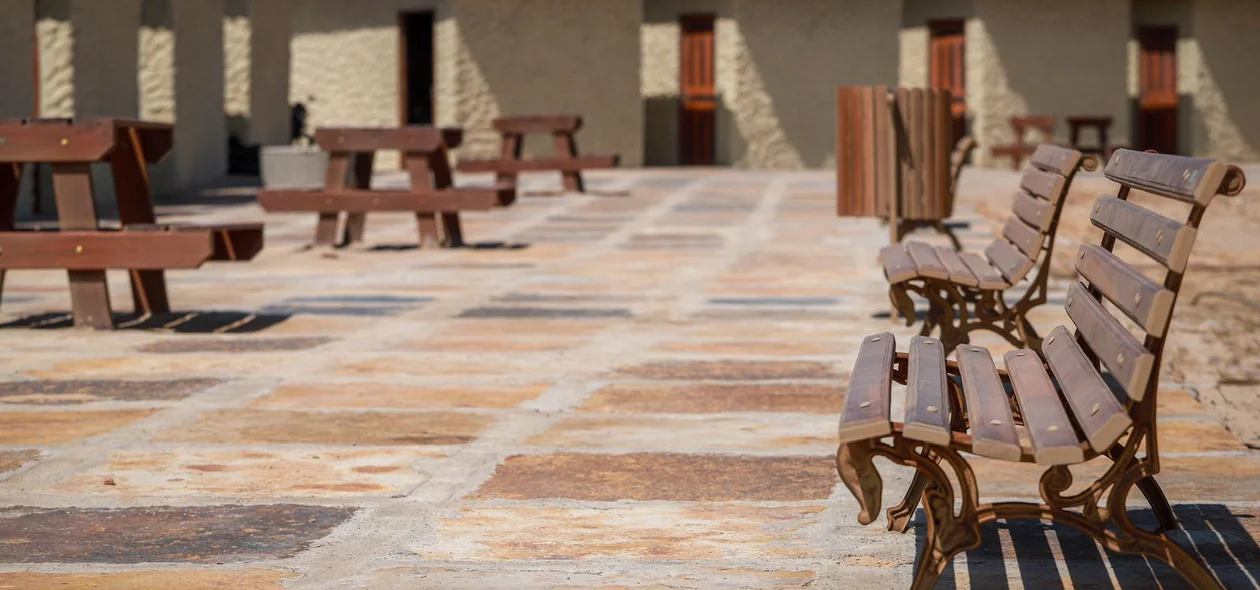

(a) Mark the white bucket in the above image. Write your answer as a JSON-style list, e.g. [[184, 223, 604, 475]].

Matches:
[[260, 145, 328, 190]]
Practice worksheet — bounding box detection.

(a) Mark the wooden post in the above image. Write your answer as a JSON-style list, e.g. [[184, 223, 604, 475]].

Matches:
[[112, 127, 170, 314], [51, 163, 114, 329], [554, 131, 583, 192], [342, 151, 375, 244], [314, 153, 349, 246]]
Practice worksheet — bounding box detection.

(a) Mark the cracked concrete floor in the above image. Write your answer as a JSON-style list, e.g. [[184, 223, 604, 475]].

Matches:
[[0, 169, 1257, 589]]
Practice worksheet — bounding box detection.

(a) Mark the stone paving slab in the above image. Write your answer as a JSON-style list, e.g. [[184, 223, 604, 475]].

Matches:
[[0, 169, 1256, 588]]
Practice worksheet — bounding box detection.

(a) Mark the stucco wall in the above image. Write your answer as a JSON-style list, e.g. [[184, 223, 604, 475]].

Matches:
[[1188, 0, 1260, 160], [0, 0, 36, 118], [249, 0, 294, 146], [224, 0, 251, 140], [37, 0, 74, 119], [732, 0, 901, 168], [969, 0, 1130, 167], [641, 0, 734, 166], [72, 0, 141, 118]]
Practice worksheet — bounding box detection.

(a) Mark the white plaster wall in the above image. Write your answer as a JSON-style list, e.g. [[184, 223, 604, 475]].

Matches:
[[37, 1, 74, 119], [732, 0, 902, 168], [224, 8, 251, 139]]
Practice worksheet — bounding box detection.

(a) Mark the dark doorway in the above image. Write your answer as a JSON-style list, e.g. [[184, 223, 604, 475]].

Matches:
[[1137, 26, 1178, 154], [679, 14, 716, 166], [929, 20, 966, 146], [399, 11, 434, 126]]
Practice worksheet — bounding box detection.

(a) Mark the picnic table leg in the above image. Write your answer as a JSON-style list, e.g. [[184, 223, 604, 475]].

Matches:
[[0, 163, 19, 312], [497, 132, 522, 188], [342, 152, 374, 245], [51, 163, 114, 329], [402, 152, 443, 248], [554, 132, 584, 193], [112, 128, 170, 315], [315, 153, 351, 247]]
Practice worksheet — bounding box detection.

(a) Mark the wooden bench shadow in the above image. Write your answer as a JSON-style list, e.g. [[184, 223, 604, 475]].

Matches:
[[0, 310, 291, 333], [915, 504, 1260, 589], [367, 240, 529, 251]]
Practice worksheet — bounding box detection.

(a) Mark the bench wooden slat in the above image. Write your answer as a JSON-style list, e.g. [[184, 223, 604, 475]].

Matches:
[[1002, 216, 1045, 257], [958, 251, 1008, 290], [1019, 167, 1068, 202], [984, 238, 1035, 284], [456, 154, 619, 173], [258, 188, 501, 213], [1105, 149, 1239, 205], [1004, 348, 1085, 465], [0, 231, 213, 269], [313, 127, 457, 153], [1042, 325, 1132, 452], [879, 244, 917, 284], [1075, 244, 1175, 334], [0, 121, 118, 163], [838, 332, 896, 443], [1029, 143, 1084, 176], [1090, 195, 1198, 273], [1012, 190, 1054, 232], [906, 241, 949, 279], [127, 223, 264, 262], [903, 336, 951, 446], [1065, 282, 1153, 402], [933, 245, 979, 287], [955, 344, 1022, 461], [493, 115, 582, 134]]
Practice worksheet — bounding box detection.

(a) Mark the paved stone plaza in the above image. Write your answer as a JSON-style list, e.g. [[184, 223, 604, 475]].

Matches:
[[0, 169, 1256, 588]]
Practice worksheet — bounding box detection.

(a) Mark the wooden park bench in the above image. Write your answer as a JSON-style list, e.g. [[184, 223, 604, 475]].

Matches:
[[990, 116, 1056, 170], [258, 126, 514, 249], [456, 115, 620, 194], [0, 118, 262, 330], [880, 144, 1099, 352], [837, 149, 1246, 589]]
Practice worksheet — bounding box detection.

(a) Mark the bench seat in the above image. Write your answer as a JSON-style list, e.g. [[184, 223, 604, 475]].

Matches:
[[456, 154, 619, 173], [0, 222, 263, 269], [257, 186, 508, 213], [879, 241, 1009, 290]]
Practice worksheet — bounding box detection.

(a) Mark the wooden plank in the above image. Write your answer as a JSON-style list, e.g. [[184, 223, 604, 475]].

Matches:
[[879, 244, 917, 284], [51, 162, 112, 329], [984, 238, 1035, 284], [314, 153, 349, 246], [1075, 244, 1175, 334], [1004, 349, 1085, 465], [258, 188, 499, 213], [1012, 190, 1054, 232], [933, 245, 979, 287], [0, 120, 117, 163], [836, 87, 856, 216], [903, 335, 951, 446], [862, 88, 878, 220], [1104, 149, 1239, 205], [1029, 144, 1083, 176], [906, 240, 949, 279], [1042, 325, 1133, 452], [955, 344, 1022, 461], [314, 126, 448, 153], [111, 125, 169, 315], [128, 223, 265, 262], [1090, 195, 1197, 272], [0, 231, 213, 269], [1019, 167, 1067, 202], [838, 332, 896, 443], [493, 115, 582, 134], [874, 86, 892, 221], [1065, 282, 1154, 402], [959, 252, 1008, 289], [455, 154, 619, 173], [935, 89, 955, 216], [1002, 216, 1045, 257]]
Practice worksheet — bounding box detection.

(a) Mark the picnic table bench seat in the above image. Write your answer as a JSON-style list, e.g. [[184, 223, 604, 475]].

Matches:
[[880, 144, 1098, 352], [837, 149, 1246, 590], [0, 118, 263, 329], [456, 115, 620, 194]]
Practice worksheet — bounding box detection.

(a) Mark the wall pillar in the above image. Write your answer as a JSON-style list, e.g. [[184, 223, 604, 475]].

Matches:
[[248, 0, 293, 146]]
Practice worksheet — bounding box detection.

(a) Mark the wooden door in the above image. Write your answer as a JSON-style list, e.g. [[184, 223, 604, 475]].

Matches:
[[1138, 26, 1178, 154], [679, 14, 716, 166], [929, 20, 966, 146], [399, 11, 435, 125]]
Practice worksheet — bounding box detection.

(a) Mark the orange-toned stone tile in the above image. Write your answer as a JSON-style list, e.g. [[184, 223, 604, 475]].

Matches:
[[0, 569, 294, 589], [0, 378, 222, 405], [0, 449, 40, 474], [363, 566, 816, 589], [420, 504, 825, 560], [612, 360, 839, 381], [434, 320, 607, 338], [337, 356, 566, 378], [1157, 389, 1214, 418], [580, 383, 841, 414], [967, 454, 1260, 501], [156, 409, 492, 446], [1156, 420, 1247, 452], [652, 340, 834, 356], [0, 410, 156, 445], [525, 415, 834, 452], [53, 448, 439, 497], [403, 337, 584, 353], [26, 356, 289, 379], [473, 453, 836, 501], [252, 383, 549, 410]]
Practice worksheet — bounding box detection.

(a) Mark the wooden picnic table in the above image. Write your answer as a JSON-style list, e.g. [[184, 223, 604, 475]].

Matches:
[[456, 115, 620, 194], [1066, 115, 1113, 158], [258, 126, 514, 249], [0, 118, 263, 330], [990, 116, 1056, 170]]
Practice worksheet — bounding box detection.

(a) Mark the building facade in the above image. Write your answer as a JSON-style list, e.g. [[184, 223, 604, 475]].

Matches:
[[1, 0, 1257, 204]]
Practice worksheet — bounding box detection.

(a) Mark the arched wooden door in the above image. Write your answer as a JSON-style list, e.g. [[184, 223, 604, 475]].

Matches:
[[679, 14, 715, 166], [1137, 26, 1178, 154], [929, 20, 966, 146]]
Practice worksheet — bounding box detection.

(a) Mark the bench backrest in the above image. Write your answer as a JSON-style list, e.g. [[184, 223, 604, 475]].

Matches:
[[981, 144, 1097, 287], [1050, 149, 1245, 454]]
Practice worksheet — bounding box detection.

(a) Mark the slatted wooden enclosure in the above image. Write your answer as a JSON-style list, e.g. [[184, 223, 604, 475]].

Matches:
[[836, 86, 954, 223]]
